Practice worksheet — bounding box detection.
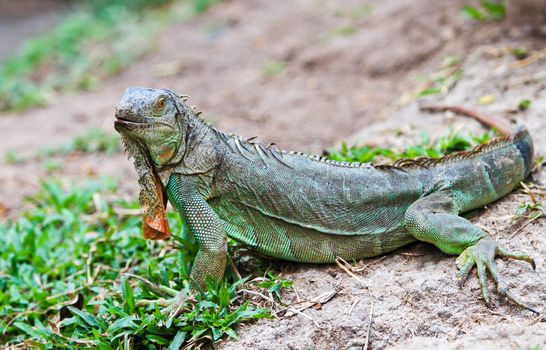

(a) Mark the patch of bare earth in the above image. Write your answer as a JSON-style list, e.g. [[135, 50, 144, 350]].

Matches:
[[0, 0, 544, 348]]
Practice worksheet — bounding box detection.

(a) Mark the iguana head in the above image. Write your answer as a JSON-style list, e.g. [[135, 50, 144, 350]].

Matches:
[[114, 87, 188, 240], [114, 87, 184, 167]]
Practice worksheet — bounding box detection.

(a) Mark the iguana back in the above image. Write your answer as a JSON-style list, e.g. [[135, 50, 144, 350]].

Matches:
[[197, 128, 532, 263]]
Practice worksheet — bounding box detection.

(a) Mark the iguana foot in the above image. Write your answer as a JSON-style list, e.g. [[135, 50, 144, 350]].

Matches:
[[136, 289, 190, 318], [159, 291, 190, 318], [455, 235, 538, 314]]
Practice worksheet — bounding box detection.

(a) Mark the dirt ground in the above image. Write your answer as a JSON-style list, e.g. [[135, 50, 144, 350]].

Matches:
[[0, 0, 545, 349]]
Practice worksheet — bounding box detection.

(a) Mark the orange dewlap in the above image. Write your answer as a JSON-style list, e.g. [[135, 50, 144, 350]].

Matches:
[[141, 172, 171, 240], [143, 212, 171, 240]]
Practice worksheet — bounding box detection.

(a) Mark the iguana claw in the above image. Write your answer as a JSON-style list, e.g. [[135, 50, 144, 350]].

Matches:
[[455, 235, 538, 314], [159, 291, 189, 318], [136, 290, 190, 319]]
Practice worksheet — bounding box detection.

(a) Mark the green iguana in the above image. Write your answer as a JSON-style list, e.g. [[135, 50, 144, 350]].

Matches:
[[114, 87, 538, 314]]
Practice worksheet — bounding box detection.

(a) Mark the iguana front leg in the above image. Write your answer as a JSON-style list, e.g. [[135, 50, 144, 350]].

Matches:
[[167, 174, 228, 289], [141, 174, 226, 317], [404, 188, 538, 313]]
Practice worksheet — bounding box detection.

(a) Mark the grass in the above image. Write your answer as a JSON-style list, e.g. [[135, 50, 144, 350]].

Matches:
[[5, 129, 121, 165], [262, 60, 287, 76], [320, 4, 373, 43], [5, 150, 26, 165], [326, 129, 497, 164], [517, 99, 532, 111], [0, 178, 274, 349], [512, 183, 546, 235], [331, 26, 357, 37], [511, 47, 529, 60], [514, 181, 546, 224], [514, 202, 546, 221], [417, 56, 463, 97], [255, 273, 293, 302], [39, 128, 122, 158], [334, 4, 373, 19], [0, 0, 222, 112], [319, 24, 358, 42], [460, 1, 506, 21]]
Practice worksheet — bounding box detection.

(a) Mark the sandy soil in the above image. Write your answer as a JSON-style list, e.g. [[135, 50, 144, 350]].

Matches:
[[0, 0, 545, 348]]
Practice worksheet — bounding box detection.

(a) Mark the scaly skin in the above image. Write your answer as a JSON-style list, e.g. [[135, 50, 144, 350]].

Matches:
[[114, 87, 537, 314]]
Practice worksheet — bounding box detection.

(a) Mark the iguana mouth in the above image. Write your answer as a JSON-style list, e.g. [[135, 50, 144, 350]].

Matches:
[[114, 111, 156, 131], [115, 106, 145, 122], [115, 116, 147, 128], [115, 115, 145, 124]]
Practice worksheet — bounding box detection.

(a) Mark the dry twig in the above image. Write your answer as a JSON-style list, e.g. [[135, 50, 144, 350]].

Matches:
[[335, 257, 368, 288], [363, 299, 374, 350], [283, 289, 338, 317]]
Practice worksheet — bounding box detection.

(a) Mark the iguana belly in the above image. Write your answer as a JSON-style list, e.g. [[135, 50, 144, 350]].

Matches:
[[210, 200, 415, 263]]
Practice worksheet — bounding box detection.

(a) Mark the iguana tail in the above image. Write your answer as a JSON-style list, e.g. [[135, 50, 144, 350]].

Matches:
[[420, 104, 534, 176]]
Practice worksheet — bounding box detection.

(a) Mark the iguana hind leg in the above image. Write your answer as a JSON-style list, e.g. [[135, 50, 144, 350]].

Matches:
[[404, 189, 537, 313]]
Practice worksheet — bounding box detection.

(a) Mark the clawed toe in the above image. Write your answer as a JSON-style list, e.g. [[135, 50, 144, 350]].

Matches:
[[159, 291, 189, 318], [455, 238, 539, 314], [496, 284, 540, 315], [476, 259, 492, 307], [497, 246, 536, 270], [455, 253, 474, 288], [135, 290, 190, 318]]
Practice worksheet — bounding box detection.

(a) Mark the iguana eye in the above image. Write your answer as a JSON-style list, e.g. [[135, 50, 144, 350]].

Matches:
[[156, 98, 166, 110]]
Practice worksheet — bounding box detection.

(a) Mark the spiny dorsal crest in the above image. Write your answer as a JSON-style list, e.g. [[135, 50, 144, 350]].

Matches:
[[389, 128, 528, 170]]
